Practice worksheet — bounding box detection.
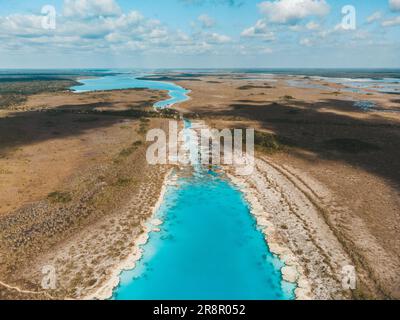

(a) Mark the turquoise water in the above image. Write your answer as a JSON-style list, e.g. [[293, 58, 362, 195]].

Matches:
[[113, 170, 295, 300], [71, 75, 190, 108], [70, 74, 295, 300], [112, 118, 295, 300]]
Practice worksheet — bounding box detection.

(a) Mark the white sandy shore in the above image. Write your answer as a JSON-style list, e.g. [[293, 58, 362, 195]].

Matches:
[[86, 119, 349, 301], [225, 155, 353, 300], [84, 169, 174, 300], [186, 120, 314, 299], [227, 172, 313, 300]]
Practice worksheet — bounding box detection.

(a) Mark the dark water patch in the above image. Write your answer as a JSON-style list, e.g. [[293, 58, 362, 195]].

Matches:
[[354, 101, 377, 111], [353, 101, 400, 113]]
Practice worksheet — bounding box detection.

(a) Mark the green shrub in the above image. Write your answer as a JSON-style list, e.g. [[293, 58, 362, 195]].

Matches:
[[254, 131, 286, 153], [47, 191, 72, 204], [113, 178, 134, 187]]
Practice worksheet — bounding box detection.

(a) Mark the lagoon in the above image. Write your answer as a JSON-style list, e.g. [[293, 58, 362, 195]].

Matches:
[[71, 74, 190, 108], [113, 168, 295, 300], [71, 74, 295, 300]]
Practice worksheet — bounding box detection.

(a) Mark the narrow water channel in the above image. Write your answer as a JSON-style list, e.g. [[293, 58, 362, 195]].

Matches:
[[72, 74, 295, 300]]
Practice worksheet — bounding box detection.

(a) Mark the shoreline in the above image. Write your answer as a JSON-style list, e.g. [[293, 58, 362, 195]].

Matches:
[[223, 154, 355, 300], [84, 168, 174, 300], [154, 88, 192, 110], [185, 119, 309, 300], [88, 119, 303, 301], [72, 74, 192, 110], [226, 171, 313, 300], [1, 70, 399, 300]]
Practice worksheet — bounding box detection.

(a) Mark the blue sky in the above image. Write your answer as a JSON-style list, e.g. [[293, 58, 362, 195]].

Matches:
[[0, 0, 399, 68]]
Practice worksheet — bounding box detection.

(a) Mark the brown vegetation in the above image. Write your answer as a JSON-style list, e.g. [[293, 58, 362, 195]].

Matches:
[[0, 84, 173, 299]]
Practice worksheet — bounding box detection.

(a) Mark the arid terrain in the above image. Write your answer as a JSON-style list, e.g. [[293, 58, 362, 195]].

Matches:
[[169, 73, 400, 299], [0, 79, 174, 299], [0, 72, 399, 300]]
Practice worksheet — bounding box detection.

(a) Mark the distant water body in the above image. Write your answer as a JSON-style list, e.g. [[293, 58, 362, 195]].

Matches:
[[286, 77, 400, 95], [69, 74, 296, 300], [2, 68, 399, 79], [71, 75, 190, 108], [140, 68, 400, 79]]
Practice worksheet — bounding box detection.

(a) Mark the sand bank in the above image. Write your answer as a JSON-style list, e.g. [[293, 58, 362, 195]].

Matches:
[[84, 169, 174, 300], [227, 156, 353, 300]]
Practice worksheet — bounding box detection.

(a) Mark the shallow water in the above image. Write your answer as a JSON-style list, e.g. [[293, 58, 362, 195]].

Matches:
[[112, 117, 295, 300], [113, 168, 295, 300], [353, 100, 377, 111], [71, 74, 190, 108], [286, 76, 400, 95], [70, 74, 295, 300], [320, 77, 400, 94]]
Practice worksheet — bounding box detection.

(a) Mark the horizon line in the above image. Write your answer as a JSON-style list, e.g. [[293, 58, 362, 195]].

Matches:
[[1, 67, 400, 70]]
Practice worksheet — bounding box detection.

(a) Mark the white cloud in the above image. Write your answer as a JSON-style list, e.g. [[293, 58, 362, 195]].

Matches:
[[389, 0, 400, 12], [288, 24, 303, 31], [366, 11, 382, 24], [382, 16, 400, 27], [0, 14, 44, 36], [63, 0, 121, 18], [191, 31, 231, 44], [262, 47, 273, 54], [0, 2, 235, 56], [333, 22, 348, 32], [288, 24, 304, 32], [0, 10, 172, 53], [353, 30, 370, 40], [306, 21, 319, 30], [198, 14, 215, 28], [207, 32, 231, 43], [258, 0, 330, 24], [299, 37, 312, 46], [241, 20, 275, 41]]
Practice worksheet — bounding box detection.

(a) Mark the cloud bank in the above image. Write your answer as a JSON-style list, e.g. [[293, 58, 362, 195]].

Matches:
[[258, 0, 330, 24]]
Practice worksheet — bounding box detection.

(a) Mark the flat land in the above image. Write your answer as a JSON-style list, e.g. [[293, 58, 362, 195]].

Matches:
[[170, 73, 400, 299], [0, 81, 173, 299], [1, 73, 399, 300]]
